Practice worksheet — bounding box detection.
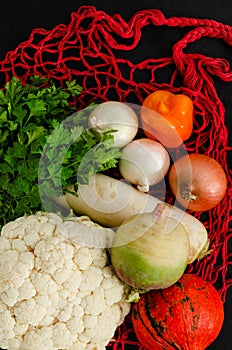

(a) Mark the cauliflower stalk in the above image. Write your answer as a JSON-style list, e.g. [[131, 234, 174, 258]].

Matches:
[[0, 212, 131, 350]]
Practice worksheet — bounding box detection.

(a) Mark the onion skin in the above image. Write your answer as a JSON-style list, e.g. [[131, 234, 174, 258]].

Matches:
[[88, 101, 138, 148], [119, 138, 170, 192], [169, 154, 227, 211], [111, 204, 190, 290]]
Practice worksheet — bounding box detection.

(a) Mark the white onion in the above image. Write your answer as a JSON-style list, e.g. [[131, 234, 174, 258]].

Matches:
[[119, 138, 170, 192], [88, 101, 138, 148]]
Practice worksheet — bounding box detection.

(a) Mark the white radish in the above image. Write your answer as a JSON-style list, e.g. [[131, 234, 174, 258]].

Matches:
[[88, 101, 138, 148], [119, 138, 170, 192], [54, 173, 209, 264]]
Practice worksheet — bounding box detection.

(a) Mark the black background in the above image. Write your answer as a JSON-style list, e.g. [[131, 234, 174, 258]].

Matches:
[[0, 1, 231, 349]]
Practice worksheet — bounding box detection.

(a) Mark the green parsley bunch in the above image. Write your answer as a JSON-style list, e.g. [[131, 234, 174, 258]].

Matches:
[[0, 76, 120, 230]]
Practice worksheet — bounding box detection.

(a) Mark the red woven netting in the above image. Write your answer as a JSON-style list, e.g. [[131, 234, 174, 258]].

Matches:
[[1, 6, 232, 349]]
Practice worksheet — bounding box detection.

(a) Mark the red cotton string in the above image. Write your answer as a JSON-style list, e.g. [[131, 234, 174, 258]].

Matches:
[[0, 6, 232, 349]]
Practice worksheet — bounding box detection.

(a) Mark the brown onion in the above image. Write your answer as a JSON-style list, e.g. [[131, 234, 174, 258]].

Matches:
[[168, 154, 227, 211]]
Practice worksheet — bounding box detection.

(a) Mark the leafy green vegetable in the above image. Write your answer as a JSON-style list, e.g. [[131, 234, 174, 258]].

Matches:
[[0, 76, 121, 230]]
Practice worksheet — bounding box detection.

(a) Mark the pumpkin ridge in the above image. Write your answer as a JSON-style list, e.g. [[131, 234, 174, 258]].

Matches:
[[144, 292, 180, 349], [133, 305, 167, 349], [132, 274, 224, 350], [160, 286, 190, 350], [179, 286, 195, 350], [177, 277, 204, 350]]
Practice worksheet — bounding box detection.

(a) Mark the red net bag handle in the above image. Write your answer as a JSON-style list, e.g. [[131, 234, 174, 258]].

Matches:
[[170, 23, 232, 300], [0, 6, 231, 301]]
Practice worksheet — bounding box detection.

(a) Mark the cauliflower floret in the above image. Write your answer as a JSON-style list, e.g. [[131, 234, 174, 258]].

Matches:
[[74, 247, 94, 270], [30, 272, 58, 295], [0, 237, 11, 251], [67, 316, 84, 333], [0, 301, 15, 346], [12, 238, 28, 252], [17, 279, 37, 301], [52, 322, 78, 349], [82, 287, 106, 315], [104, 274, 125, 306], [80, 265, 103, 292], [14, 298, 47, 326], [21, 327, 55, 350], [0, 212, 130, 350]]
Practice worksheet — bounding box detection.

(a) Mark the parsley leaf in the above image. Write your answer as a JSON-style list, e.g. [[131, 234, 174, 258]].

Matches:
[[0, 76, 120, 230]]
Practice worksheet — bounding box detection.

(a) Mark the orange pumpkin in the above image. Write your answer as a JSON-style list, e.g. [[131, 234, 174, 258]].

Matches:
[[132, 274, 224, 350]]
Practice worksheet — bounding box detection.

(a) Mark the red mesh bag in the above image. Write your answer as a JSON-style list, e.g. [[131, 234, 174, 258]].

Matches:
[[0, 6, 232, 349]]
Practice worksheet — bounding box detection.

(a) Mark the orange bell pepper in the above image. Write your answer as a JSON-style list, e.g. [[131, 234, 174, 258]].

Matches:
[[141, 90, 193, 148]]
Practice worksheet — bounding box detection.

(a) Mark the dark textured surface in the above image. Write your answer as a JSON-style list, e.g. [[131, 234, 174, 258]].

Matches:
[[0, 1, 231, 349]]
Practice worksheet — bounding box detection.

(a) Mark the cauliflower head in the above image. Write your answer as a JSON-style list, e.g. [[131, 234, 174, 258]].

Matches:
[[0, 212, 131, 350]]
